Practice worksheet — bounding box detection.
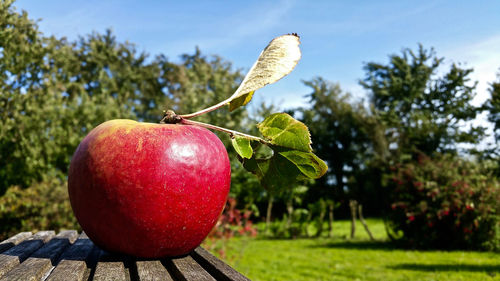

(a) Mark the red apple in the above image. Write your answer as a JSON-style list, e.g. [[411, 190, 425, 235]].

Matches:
[[68, 119, 231, 258]]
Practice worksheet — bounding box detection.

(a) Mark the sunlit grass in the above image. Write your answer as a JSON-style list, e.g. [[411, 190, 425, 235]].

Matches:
[[205, 219, 500, 281]]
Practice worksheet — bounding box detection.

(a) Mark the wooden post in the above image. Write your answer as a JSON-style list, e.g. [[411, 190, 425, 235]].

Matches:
[[349, 200, 357, 239], [305, 205, 313, 237], [265, 194, 274, 235], [358, 204, 375, 241], [327, 201, 334, 238], [286, 198, 293, 231], [315, 200, 326, 238]]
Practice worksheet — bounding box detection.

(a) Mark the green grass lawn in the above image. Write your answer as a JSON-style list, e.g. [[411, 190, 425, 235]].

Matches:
[[205, 219, 500, 281]]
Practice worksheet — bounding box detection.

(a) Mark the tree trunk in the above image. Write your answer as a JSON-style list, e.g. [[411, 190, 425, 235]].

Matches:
[[358, 204, 375, 241], [315, 203, 326, 238], [286, 197, 293, 230], [328, 202, 334, 238], [265, 194, 274, 234], [349, 200, 357, 239], [305, 207, 313, 237]]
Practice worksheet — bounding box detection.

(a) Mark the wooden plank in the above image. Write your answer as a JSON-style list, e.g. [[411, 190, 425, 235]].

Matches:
[[93, 250, 128, 281], [46, 232, 96, 281], [81, 241, 102, 281], [0, 231, 54, 279], [1, 231, 251, 281], [192, 247, 251, 281], [136, 260, 174, 281], [0, 232, 32, 254], [0, 230, 78, 281], [169, 255, 216, 281]]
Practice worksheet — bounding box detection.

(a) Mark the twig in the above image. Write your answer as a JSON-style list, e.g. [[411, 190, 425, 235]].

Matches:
[[180, 119, 268, 143], [179, 99, 231, 120]]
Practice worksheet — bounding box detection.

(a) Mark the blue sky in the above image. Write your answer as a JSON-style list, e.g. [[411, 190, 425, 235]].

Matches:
[[14, 0, 500, 111]]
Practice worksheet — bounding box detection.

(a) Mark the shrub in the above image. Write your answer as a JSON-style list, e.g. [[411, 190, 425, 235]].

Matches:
[[208, 197, 257, 239], [385, 153, 500, 251], [203, 197, 257, 258], [0, 177, 80, 240]]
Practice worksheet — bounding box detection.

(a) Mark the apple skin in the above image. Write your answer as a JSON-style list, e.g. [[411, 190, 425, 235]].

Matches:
[[68, 119, 231, 258]]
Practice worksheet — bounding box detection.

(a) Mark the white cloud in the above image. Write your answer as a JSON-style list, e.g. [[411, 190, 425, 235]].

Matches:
[[442, 34, 500, 106]]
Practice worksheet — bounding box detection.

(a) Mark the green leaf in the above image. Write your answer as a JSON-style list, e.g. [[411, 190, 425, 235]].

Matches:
[[232, 136, 253, 159], [257, 113, 312, 152], [278, 150, 328, 179], [239, 148, 328, 191], [228, 91, 254, 112], [241, 154, 301, 191]]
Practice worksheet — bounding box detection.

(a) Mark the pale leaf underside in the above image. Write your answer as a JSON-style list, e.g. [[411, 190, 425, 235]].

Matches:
[[228, 34, 301, 111]]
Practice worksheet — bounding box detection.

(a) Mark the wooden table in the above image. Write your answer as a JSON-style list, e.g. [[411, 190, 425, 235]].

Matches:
[[0, 230, 250, 281]]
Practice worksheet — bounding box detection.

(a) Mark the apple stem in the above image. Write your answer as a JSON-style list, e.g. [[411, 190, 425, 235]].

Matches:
[[180, 119, 268, 143], [159, 110, 183, 124], [161, 108, 267, 143]]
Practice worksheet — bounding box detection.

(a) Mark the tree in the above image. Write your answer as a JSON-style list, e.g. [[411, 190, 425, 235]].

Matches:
[[1, 1, 268, 238], [482, 71, 500, 175], [485, 72, 500, 145], [296, 78, 385, 216], [247, 102, 280, 230], [0, 2, 158, 192], [360, 45, 484, 159], [0, 1, 252, 196]]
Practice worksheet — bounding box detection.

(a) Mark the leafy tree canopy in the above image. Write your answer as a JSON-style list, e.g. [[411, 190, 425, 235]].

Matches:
[[485, 72, 500, 143], [0, 1, 248, 194], [297, 78, 383, 206], [360, 45, 485, 159]]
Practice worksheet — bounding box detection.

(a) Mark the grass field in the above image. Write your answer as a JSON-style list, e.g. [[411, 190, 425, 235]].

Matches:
[[204, 219, 500, 281]]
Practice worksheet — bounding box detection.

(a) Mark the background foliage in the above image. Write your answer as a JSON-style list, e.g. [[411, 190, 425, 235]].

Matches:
[[0, 177, 79, 238], [0, 1, 499, 251]]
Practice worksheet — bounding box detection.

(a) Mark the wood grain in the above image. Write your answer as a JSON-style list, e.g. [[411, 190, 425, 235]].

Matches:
[[46, 232, 96, 281], [169, 255, 216, 281], [0, 230, 78, 281], [0, 231, 250, 281], [93, 250, 127, 281], [192, 247, 251, 281], [0, 231, 54, 279], [136, 259, 174, 281]]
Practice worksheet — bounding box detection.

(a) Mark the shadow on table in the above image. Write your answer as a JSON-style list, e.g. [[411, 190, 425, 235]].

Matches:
[[388, 263, 500, 275], [0, 232, 116, 265]]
